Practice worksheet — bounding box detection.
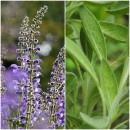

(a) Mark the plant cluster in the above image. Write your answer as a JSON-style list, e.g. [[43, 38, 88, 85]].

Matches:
[[66, 1, 129, 129], [1, 6, 65, 129]]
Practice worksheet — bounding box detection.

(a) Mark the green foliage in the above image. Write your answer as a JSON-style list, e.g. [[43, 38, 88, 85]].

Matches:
[[100, 59, 118, 112], [100, 22, 128, 42], [66, 37, 98, 85], [80, 112, 109, 129], [79, 5, 107, 60], [106, 1, 129, 15], [66, 72, 78, 95], [66, 1, 129, 129]]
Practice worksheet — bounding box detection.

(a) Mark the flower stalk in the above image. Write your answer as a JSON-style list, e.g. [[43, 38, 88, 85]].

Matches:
[[14, 6, 48, 129]]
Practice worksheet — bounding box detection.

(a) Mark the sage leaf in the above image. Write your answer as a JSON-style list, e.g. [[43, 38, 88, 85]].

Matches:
[[100, 59, 118, 112], [100, 22, 128, 42], [66, 37, 99, 86], [79, 5, 106, 60]]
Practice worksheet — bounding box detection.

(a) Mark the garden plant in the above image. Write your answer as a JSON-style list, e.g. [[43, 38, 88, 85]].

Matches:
[[66, 1, 129, 129], [1, 4, 65, 129]]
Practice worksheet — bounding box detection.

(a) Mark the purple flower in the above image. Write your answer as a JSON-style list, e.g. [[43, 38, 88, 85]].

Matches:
[[10, 6, 49, 128], [46, 47, 65, 128]]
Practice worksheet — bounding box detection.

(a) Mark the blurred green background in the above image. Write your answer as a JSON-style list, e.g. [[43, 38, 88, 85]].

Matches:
[[1, 1, 64, 91]]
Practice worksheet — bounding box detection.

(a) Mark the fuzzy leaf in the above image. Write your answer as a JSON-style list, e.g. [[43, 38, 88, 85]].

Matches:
[[79, 5, 106, 60], [66, 37, 99, 86], [100, 59, 118, 112], [100, 22, 128, 42], [109, 87, 128, 119]]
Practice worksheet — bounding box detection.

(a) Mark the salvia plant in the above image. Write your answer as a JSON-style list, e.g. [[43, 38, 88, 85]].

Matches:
[[66, 1, 129, 129], [44, 47, 65, 128], [1, 5, 65, 129]]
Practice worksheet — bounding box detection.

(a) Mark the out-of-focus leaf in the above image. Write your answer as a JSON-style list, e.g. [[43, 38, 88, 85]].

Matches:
[[69, 19, 82, 47], [66, 23, 73, 35], [85, 1, 115, 6], [66, 2, 83, 19], [79, 5, 106, 61], [66, 72, 78, 95], [100, 22, 128, 42], [66, 37, 99, 86], [111, 49, 127, 70], [114, 120, 129, 129], [66, 114, 82, 127], [106, 1, 129, 15], [100, 59, 118, 112], [80, 112, 109, 128], [66, 57, 76, 71]]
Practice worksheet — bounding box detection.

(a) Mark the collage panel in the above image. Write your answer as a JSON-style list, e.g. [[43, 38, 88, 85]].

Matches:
[[1, 1, 64, 129], [66, 1, 129, 129], [0, 0, 129, 130]]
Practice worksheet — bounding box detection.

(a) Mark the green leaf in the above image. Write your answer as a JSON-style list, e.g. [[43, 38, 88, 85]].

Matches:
[[119, 102, 129, 114], [85, 1, 115, 6], [111, 49, 127, 70], [100, 59, 118, 112], [113, 100, 129, 122], [100, 22, 128, 42], [83, 73, 99, 115], [114, 120, 129, 129], [66, 72, 78, 95], [66, 114, 82, 127], [80, 112, 109, 128], [66, 57, 76, 71], [66, 23, 73, 35], [106, 1, 129, 15], [119, 54, 129, 90], [109, 87, 128, 120], [66, 37, 99, 86], [87, 94, 100, 115], [68, 19, 82, 47], [66, 2, 84, 19], [80, 27, 92, 61], [79, 5, 106, 60]]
